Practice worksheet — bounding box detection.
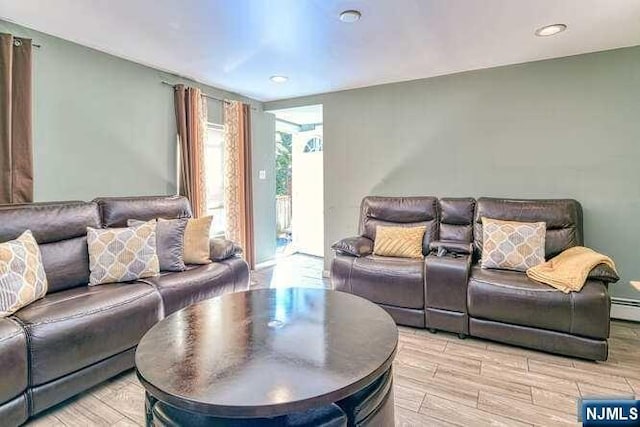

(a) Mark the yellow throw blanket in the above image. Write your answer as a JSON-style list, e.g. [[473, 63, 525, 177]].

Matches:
[[526, 246, 617, 293]]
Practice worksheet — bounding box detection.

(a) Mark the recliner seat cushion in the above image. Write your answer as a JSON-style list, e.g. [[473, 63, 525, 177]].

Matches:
[[467, 266, 609, 339], [140, 257, 249, 315], [13, 282, 161, 386], [341, 256, 425, 310], [0, 318, 27, 405]]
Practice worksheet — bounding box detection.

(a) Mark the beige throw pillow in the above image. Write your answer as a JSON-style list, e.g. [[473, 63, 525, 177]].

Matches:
[[481, 217, 546, 272], [373, 225, 426, 259], [0, 230, 48, 318], [87, 221, 160, 285], [183, 216, 212, 264]]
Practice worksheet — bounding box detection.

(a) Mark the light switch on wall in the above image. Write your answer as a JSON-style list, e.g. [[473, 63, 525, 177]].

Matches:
[[259, 170, 266, 180]]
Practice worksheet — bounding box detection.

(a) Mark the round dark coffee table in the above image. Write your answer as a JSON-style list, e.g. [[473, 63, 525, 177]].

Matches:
[[135, 287, 398, 426]]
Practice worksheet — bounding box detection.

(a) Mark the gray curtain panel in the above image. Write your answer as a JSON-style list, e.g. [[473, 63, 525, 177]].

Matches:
[[0, 33, 33, 204]]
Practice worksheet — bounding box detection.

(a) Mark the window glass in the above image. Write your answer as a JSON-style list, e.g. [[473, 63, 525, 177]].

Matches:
[[205, 125, 226, 236]]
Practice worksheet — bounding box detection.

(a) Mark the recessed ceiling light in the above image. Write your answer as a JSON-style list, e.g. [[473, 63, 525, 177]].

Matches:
[[270, 75, 288, 83], [535, 24, 567, 37], [339, 10, 362, 23]]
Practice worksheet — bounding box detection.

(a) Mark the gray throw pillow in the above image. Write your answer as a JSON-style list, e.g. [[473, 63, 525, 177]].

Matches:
[[128, 218, 188, 272]]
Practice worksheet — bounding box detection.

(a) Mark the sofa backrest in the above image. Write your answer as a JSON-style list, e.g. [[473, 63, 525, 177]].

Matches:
[[474, 198, 583, 259], [94, 195, 192, 227], [438, 198, 475, 243], [358, 196, 438, 255], [0, 201, 101, 294]]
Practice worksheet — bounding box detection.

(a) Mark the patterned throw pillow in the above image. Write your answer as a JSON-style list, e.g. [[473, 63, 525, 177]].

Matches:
[[373, 225, 426, 259], [481, 218, 546, 272], [87, 221, 160, 285], [0, 230, 48, 318]]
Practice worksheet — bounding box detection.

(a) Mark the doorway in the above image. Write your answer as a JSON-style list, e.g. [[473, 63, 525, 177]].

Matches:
[[270, 105, 324, 259]]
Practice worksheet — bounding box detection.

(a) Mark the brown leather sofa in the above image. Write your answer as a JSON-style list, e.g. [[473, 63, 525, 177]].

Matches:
[[0, 196, 249, 426], [332, 196, 615, 361]]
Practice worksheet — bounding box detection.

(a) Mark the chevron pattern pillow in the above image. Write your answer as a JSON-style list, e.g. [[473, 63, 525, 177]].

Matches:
[[373, 225, 426, 259], [0, 230, 48, 318], [87, 221, 160, 285], [481, 217, 546, 272]]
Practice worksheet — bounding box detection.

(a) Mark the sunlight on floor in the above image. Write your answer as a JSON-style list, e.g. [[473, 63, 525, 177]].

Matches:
[[251, 254, 329, 289]]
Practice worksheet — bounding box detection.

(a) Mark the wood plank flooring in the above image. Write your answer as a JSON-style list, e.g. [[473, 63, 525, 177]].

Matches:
[[26, 254, 640, 426]]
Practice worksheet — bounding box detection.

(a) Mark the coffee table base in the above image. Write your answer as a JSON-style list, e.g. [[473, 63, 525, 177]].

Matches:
[[145, 369, 394, 427]]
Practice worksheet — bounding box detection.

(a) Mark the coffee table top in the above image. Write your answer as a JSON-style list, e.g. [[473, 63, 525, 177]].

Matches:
[[135, 287, 398, 418]]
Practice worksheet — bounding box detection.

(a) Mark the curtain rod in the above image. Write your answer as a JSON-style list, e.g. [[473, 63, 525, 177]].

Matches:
[[161, 80, 257, 110], [161, 80, 229, 104]]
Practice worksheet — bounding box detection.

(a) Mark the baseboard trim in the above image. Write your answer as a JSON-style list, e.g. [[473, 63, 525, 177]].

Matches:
[[611, 297, 640, 322]]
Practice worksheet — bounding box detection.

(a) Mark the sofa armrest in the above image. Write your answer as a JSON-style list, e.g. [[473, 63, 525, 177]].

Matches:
[[331, 236, 374, 257], [588, 264, 620, 284], [209, 238, 243, 261], [429, 240, 473, 256]]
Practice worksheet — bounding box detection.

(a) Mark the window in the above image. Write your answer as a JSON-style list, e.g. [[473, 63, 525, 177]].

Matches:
[[303, 137, 323, 153], [205, 124, 226, 237]]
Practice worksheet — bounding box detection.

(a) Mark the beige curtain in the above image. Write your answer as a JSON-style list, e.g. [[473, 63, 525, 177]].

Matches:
[[174, 84, 207, 217], [0, 33, 33, 204], [224, 101, 255, 269]]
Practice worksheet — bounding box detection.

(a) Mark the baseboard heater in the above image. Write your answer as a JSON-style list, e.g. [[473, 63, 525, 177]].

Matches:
[[610, 297, 640, 322]]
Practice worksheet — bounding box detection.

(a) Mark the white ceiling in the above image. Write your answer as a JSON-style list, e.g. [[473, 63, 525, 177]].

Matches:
[[2, 0, 640, 102]]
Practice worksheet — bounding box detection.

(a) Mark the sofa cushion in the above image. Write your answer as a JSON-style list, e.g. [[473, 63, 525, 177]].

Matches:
[[95, 195, 192, 228], [342, 256, 425, 310], [0, 202, 100, 293], [140, 257, 249, 315], [359, 196, 438, 256], [467, 266, 609, 339], [13, 282, 161, 386], [0, 318, 27, 405], [438, 198, 475, 243], [39, 236, 91, 293], [474, 198, 582, 259]]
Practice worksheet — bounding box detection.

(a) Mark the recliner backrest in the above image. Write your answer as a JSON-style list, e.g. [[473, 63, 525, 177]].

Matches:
[[358, 196, 438, 255], [94, 195, 192, 227], [0, 201, 101, 293], [474, 197, 583, 259], [438, 198, 476, 243]]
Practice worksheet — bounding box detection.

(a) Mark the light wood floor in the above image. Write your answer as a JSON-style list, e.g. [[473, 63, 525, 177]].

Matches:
[[26, 255, 639, 426]]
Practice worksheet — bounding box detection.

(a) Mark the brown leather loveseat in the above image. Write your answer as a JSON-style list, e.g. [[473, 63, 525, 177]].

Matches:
[[0, 195, 249, 426], [332, 196, 615, 361]]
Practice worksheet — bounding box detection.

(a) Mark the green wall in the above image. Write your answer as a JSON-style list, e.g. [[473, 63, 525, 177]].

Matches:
[[0, 19, 260, 200], [266, 46, 640, 301], [1, 20, 277, 264], [251, 111, 277, 265]]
